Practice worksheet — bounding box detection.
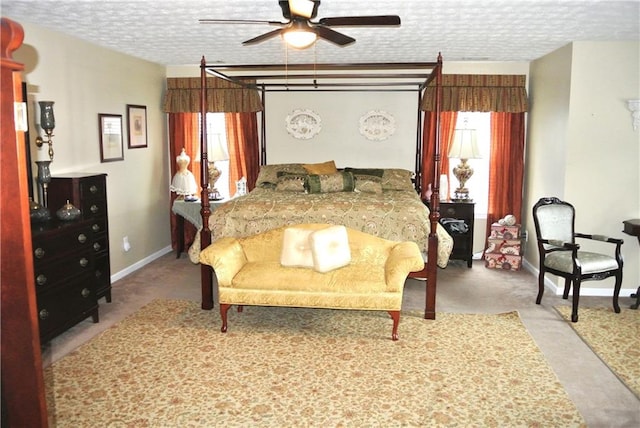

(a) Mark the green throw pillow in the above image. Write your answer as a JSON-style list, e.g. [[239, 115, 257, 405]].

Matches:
[[305, 172, 355, 194]]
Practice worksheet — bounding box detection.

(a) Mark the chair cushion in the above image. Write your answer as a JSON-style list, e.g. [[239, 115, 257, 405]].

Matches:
[[544, 251, 619, 274], [280, 227, 314, 268], [309, 225, 352, 273]]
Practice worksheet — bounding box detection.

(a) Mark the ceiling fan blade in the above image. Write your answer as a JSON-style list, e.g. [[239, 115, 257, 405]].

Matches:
[[318, 15, 401, 27], [199, 19, 284, 26], [314, 26, 355, 46], [242, 28, 285, 45]]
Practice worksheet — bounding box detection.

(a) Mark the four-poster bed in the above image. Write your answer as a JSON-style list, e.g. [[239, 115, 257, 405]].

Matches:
[[196, 54, 448, 319]]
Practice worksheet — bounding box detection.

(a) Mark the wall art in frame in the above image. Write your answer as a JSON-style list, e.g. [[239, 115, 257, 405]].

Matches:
[[126, 104, 148, 148], [98, 113, 124, 162]]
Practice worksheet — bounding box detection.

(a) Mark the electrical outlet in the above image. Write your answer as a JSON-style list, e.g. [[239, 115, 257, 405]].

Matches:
[[123, 236, 131, 252]]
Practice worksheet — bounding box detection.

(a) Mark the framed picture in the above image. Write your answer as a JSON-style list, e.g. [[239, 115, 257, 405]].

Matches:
[[98, 113, 124, 162], [126, 104, 148, 148]]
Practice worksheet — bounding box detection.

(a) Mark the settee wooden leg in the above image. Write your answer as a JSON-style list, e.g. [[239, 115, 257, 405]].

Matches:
[[388, 311, 400, 341], [220, 304, 231, 333]]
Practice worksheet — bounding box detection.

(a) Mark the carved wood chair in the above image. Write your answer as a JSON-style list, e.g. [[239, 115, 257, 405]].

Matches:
[[532, 197, 624, 322]]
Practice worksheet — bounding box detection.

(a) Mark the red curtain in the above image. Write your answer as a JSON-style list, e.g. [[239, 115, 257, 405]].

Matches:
[[485, 112, 526, 246], [168, 113, 200, 251], [422, 111, 458, 200], [225, 112, 260, 194]]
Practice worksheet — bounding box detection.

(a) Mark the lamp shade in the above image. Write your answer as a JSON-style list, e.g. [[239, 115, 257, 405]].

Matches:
[[282, 30, 317, 49], [449, 128, 481, 160], [39, 101, 55, 131], [208, 134, 230, 162]]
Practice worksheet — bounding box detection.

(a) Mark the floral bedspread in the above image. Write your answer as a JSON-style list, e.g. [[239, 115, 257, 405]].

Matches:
[[189, 187, 453, 268]]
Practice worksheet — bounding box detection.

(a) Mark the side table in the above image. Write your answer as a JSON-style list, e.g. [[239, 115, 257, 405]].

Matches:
[[172, 199, 228, 258], [622, 219, 640, 309], [440, 201, 475, 268]]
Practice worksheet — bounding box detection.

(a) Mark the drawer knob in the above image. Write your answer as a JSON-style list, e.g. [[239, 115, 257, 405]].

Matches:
[[446, 208, 455, 215], [39, 309, 50, 320], [92, 223, 101, 232], [81, 288, 91, 298], [95, 270, 102, 278], [90, 185, 98, 194], [93, 242, 101, 252], [90, 204, 99, 214], [36, 274, 47, 286], [78, 233, 87, 244], [79, 257, 89, 267], [34, 247, 45, 259]]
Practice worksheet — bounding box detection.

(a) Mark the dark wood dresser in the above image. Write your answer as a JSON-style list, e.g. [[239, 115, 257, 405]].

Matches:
[[31, 219, 100, 343], [48, 173, 112, 303]]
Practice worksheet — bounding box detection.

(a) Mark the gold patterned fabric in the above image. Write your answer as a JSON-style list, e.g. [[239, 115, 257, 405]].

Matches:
[[199, 224, 425, 311], [202, 186, 453, 268], [163, 77, 263, 113], [422, 74, 528, 112]]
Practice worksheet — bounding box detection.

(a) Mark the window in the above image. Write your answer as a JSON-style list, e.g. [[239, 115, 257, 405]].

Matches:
[[449, 112, 491, 216]]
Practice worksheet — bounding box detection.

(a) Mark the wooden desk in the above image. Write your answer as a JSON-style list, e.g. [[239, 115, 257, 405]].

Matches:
[[622, 219, 640, 309]]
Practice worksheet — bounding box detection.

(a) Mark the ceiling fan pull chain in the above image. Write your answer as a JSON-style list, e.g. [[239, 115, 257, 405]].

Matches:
[[313, 44, 318, 89]]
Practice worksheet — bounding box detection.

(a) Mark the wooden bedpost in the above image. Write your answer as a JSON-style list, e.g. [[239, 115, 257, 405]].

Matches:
[[200, 56, 214, 310], [425, 52, 443, 320]]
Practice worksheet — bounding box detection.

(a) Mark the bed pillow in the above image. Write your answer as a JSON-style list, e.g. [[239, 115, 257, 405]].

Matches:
[[381, 168, 415, 191], [303, 160, 338, 175], [275, 172, 308, 192], [305, 172, 355, 194], [309, 225, 351, 273], [344, 168, 385, 194], [280, 227, 314, 268], [255, 163, 308, 188]]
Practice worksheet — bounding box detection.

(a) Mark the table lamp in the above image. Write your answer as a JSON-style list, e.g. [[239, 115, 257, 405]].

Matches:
[[207, 134, 230, 200], [448, 125, 481, 201]]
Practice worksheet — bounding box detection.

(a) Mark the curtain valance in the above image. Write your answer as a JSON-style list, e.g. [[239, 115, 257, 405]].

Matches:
[[422, 74, 528, 112], [163, 77, 263, 113]]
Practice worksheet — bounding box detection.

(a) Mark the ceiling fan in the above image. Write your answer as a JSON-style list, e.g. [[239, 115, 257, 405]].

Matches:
[[199, 0, 401, 49]]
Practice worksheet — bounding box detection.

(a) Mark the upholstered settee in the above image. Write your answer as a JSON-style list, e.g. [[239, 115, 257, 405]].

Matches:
[[199, 223, 425, 340]]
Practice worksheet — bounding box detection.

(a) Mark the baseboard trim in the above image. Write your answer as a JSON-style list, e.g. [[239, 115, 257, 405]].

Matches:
[[522, 258, 636, 298], [111, 246, 173, 283]]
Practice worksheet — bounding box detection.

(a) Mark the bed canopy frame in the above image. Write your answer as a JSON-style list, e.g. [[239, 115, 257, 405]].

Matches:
[[198, 54, 444, 319]]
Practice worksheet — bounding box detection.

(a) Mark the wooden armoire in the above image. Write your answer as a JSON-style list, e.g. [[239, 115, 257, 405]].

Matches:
[[1, 17, 49, 427]]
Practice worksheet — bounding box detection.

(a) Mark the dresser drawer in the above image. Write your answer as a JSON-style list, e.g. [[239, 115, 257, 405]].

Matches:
[[79, 175, 107, 201], [34, 252, 94, 288], [37, 278, 98, 341], [32, 223, 93, 265], [440, 202, 474, 219]]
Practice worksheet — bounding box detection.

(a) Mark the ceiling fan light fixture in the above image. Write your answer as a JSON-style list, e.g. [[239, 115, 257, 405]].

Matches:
[[282, 29, 317, 49]]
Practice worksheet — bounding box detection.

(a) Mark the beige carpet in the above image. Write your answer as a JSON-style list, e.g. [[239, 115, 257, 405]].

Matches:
[[556, 306, 640, 399], [45, 299, 585, 427]]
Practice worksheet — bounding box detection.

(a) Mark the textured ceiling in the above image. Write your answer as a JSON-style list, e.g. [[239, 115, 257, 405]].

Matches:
[[3, 0, 639, 66]]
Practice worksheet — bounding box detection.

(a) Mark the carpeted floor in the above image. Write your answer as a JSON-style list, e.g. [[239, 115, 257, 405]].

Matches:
[[45, 299, 585, 427], [556, 306, 640, 399]]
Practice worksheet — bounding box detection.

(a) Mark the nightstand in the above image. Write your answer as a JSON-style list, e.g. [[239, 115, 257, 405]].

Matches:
[[172, 199, 228, 258], [439, 201, 475, 268]]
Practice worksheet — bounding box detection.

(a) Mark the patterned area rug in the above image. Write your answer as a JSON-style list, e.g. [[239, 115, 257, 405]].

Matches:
[[556, 306, 640, 398], [45, 300, 584, 427]]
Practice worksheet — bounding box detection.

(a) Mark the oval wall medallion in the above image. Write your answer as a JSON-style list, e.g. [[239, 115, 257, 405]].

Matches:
[[285, 109, 322, 140], [359, 110, 396, 141]]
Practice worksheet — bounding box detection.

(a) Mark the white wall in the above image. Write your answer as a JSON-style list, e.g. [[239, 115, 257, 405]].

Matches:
[[13, 22, 171, 280], [526, 41, 640, 295]]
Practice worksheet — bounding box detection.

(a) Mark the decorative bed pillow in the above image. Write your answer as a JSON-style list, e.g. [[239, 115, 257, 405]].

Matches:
[[275, 172, 308, 192], [302, 160, 338, 175], [381, 168, 415, 191], [255, 163, 307, 188], [354, 176, 383, 194], [280, 227, 314, 268], [305, 172, 355, 194], [309, 225, 351, 273], [344, 168, 384, 194]]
